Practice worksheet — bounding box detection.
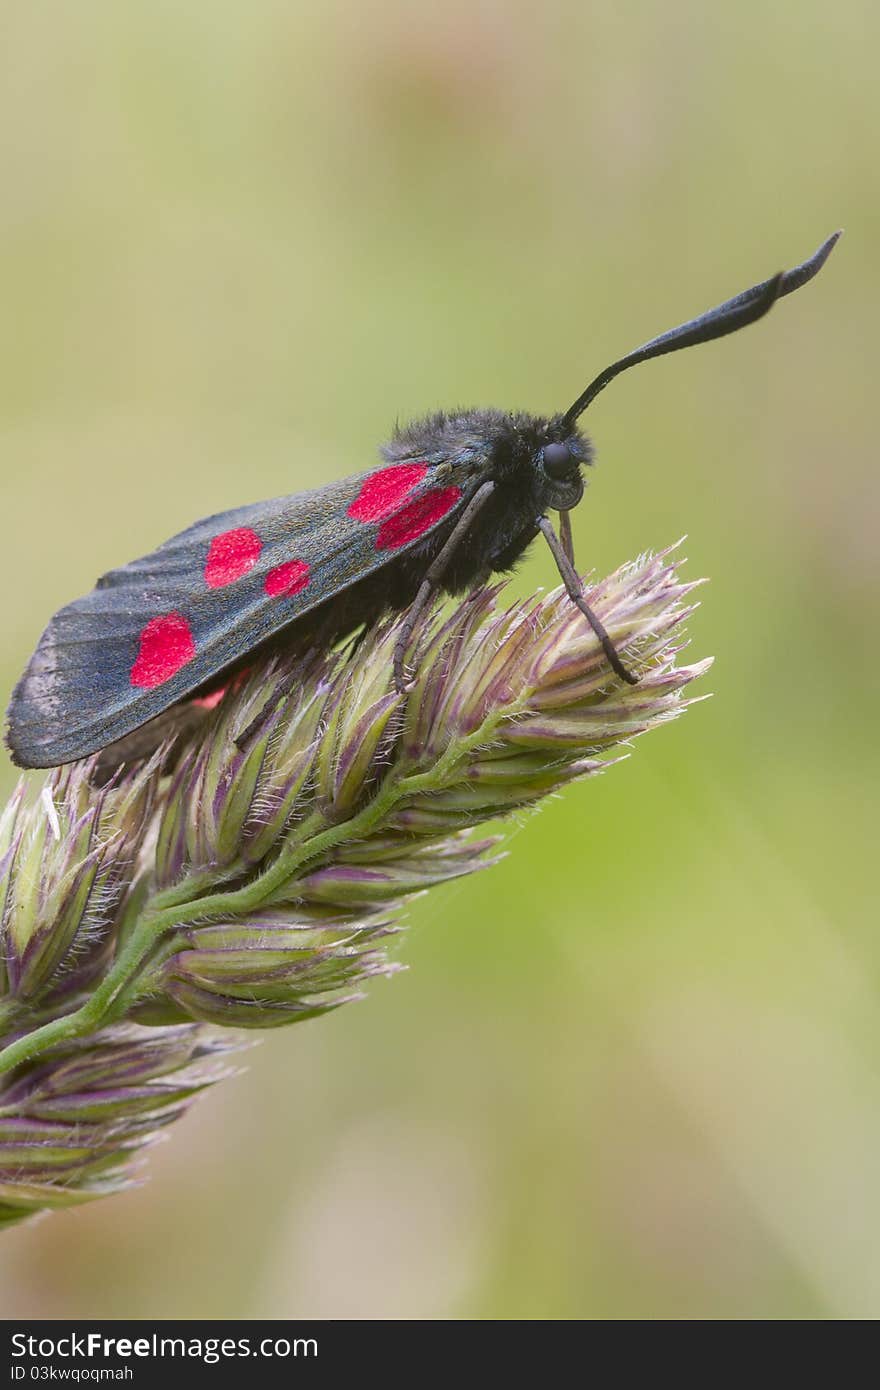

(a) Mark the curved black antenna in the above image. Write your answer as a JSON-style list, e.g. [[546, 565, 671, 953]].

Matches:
[[562, 231, 841, 426]]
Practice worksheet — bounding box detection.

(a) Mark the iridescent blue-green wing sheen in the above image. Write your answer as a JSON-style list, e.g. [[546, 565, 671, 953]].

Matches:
[[5, 457, 475, 767]]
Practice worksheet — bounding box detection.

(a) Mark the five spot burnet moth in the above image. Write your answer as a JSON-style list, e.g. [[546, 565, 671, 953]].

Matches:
[[5, 232, 839, 771]]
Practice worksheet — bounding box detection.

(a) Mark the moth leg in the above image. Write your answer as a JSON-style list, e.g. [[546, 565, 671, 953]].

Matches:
[[558, 508, 575, 565], [393, 480, 497, 692], [537, 515, 639, 686]]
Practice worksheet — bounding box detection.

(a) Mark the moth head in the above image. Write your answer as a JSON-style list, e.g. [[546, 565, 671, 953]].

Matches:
[[535, 430, 590, 510], [542, 440, 577, 480]]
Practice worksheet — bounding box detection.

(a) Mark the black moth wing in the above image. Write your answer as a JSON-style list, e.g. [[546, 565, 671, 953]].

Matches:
[[6, 459, 478, 767]]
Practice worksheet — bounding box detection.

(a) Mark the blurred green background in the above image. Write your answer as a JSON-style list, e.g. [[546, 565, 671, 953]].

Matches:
[[0, 0, 876, 1320]]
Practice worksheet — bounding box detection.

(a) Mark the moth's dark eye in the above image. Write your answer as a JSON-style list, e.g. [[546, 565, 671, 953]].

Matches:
[[542, 441, 574, 479]]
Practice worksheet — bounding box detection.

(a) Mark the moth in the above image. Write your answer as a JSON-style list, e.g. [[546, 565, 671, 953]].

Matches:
[[5, 233, 839, 770]]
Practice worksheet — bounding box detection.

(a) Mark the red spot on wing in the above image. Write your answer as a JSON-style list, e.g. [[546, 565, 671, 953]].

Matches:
[[204, 527, 262, 588], [131, 613, 196, 688], [265, 559, 311, 598], [347, 464, 429, 522], [192, 670, 249, 709], [192, 688, 227, 710], [375, 487, 462, 550]]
